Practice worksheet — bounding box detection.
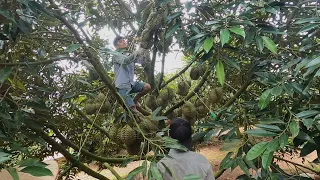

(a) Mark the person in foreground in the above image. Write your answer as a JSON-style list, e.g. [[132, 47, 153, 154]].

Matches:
[[157, 118, 215, 180], [112, 36, 151, 113]]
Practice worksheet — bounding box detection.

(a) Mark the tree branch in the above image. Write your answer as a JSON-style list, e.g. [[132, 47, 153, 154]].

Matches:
[[157, 36, 167, 90], [33, 127, 110, 180], [164, 69, 211, 116], [150, 33, 158, 90], [0, 57, 76, 66], [274, 156, 319, 174]]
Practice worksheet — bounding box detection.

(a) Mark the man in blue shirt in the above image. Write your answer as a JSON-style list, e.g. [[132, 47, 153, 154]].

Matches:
[[112, 36, 151, 112]]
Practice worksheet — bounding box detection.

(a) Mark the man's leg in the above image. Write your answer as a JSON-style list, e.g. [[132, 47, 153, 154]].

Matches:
[[118, 89, 137, 112], [132, 82, 151, 106]]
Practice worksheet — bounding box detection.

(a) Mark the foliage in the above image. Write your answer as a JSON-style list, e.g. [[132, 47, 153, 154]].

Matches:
[[0, 0, 320, 179]]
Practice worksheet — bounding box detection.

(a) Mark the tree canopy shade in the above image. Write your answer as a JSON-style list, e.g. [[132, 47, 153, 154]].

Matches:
[[1, 0, 320, 179]]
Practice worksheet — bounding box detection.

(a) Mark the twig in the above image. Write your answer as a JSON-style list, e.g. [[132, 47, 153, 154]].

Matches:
[[274, 156, 319, 174], [104, 163, 124, 180]]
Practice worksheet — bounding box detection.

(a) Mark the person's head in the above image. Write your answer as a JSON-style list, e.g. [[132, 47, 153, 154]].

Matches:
[[113, 36, 127, 49], [169, 118, 193, 150]]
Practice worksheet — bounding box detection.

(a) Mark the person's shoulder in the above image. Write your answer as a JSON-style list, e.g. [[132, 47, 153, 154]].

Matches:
[[188, 151, 211, 163]]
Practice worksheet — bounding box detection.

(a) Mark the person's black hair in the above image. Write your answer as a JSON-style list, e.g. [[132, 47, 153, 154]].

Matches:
[[169, 118, 193, 150], [113, 36, 124, 47]]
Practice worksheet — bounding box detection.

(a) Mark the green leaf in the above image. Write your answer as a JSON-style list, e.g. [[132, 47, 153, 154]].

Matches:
[[244, 28, 255, 46], [289, 121, 299, 138], [262, 36, 277, 54], [244, 129, 277, 137], [261, 149, 273, 169], [216, 60, 225, 86], [20, 166, 53, 177], [302, 118, 314, 130], [279, 134, 288, 148], [305, 56, 320, 68], [246, 142, 268, 160], [267, 139, 279, 152], [203, 37, 213, 53], [183, 174, 202, 180], [255, 124, 281, 132], [229, 27, 245, 38], [294, 17, 320, 24], [126, 166, 145, 180], [153, 116, 168, 121], [189, 33, 207, 41], [236, 158, 250, 176], [259, 118, 285, 124], [62, 92, 77, 100], [220, 152, 234, 169], [0, 67, 12, 83], [298, 24, 320, 34], [258, 89, 272, 110], [265, 7, 278, 14], [190, 25, 200, 33], [296, 131, 315, 144], [166, 23, 180, 39], [203, 129, 220, 143], [220, 29, 230, 47], [0, 151, 11, 163], [0, 9, 16, 23], [150, 162, 162, 180], [167, 11, 182, 22], [271, 86, 283, 97], [256, 36, 264, 52], [64, 44, 81, 53], [7, 167, 19, 180], [223, 56, 240, 71]]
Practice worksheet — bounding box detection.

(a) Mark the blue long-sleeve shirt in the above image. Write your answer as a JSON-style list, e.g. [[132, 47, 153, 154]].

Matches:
[[112, 49, 143, 89]]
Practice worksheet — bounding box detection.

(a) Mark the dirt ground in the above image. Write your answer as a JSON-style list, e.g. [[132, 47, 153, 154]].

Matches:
[[71, 138, 320, 180]]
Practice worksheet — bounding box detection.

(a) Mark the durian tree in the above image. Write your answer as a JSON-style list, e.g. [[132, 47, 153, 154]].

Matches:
[[1, 0, 320, 179]]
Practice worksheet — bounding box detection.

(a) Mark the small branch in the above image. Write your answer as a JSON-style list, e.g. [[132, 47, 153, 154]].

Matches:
[[57, 163, 75, 180], [160, 60, 195, 89], [104, 163, 124, 180], [164, 69, 211, 116], [33, 127, 110, 180], [274, 156, 319, 174]]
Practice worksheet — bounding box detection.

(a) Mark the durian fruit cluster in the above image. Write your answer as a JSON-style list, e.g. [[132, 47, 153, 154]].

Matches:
[[145, 87, 175, 110], [190, 64, 207, 80], [107, 116, 158, 155], [84, 93, 111, 115]]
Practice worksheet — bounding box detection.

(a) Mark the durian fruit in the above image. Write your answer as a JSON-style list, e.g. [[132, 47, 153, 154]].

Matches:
[[94, 93, 112, 114], [190, 66, 200, 80], [84, 99, 96, 115], [174, 108, 182, 117], [182, 102, 197, 125], [208, 90, 218, 105], [145, 95, 157, 110], [198, 64, 207, 76], [126, 140, 142, 155], [215, 87, 223, 102], [177, 81, 191, 96], [196, 105, 209, 119], [108, 124, 123, 144], [140, 116, 158, 133], [159, 87, 175, 102], [120, 125, 138, 146]]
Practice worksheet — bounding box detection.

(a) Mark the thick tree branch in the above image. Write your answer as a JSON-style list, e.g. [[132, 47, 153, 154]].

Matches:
[[157, 37, 167, 90], [33, 127, 110, 180], [164, 69, 211, 116], [0, 57, 77, 66], [150, 33, 158, 90]]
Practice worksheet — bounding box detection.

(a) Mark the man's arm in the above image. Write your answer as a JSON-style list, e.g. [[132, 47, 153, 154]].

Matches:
[[113, 53, 137, 65]]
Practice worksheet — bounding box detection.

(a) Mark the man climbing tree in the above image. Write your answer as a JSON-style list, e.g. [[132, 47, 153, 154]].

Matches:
[[112, 36, 152, 113]]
